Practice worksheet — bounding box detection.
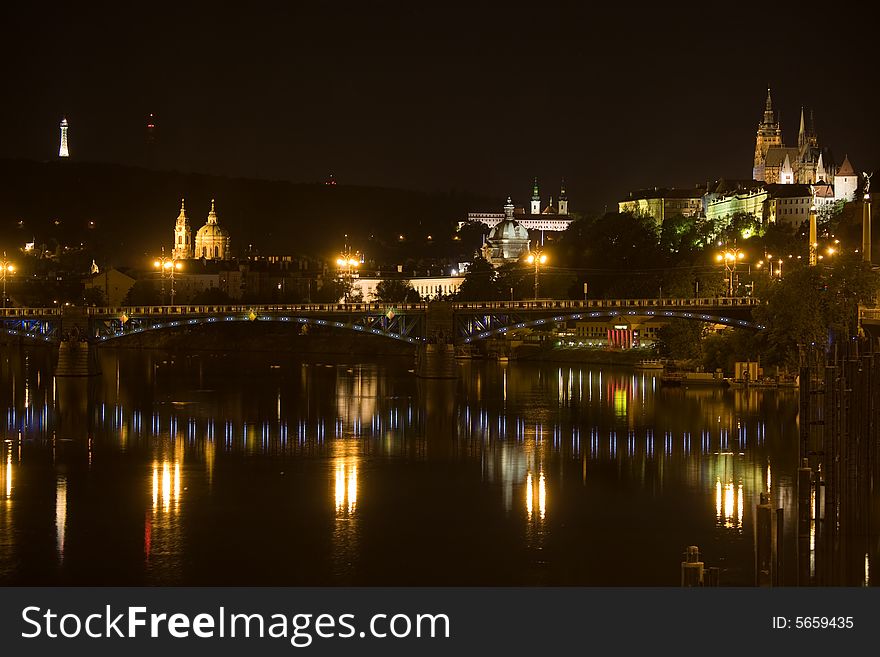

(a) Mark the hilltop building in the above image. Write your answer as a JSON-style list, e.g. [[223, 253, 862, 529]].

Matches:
[[618, 186, 706, 223], [466, 179, 574, 232]]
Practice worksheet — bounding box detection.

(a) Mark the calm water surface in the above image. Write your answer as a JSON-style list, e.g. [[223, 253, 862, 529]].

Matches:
[[0, 348, 801, 585]]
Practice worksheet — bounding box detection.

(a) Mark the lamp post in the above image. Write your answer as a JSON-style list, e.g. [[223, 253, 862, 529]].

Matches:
[[0, 252, 14, 309], [153, 247, 183, 305], [715, 246, 745, 296], [335, 239, 361, 303], [525, 249, 547, 300]]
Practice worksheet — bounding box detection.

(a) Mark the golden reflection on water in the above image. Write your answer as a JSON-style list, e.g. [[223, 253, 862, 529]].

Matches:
[[4, 450, 10, 499], [55, 476, 67, 559], [335, 459, 358, 515], [715, 479, 743, 530], [525, 471, 546, 522], [331, 441, 361, 579]]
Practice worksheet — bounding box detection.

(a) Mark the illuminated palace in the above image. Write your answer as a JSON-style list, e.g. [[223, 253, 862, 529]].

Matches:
[[172, 198, 232, 261], [465, 179, 573, 232]]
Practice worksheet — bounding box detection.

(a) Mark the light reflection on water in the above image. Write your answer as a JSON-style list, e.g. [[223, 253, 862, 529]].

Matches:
[[0, 348, 812, 585]]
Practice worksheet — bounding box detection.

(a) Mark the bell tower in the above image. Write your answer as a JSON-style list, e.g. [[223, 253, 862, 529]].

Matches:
[[530, 178, 541, 215], [172, 199, 192, 259], [558, 180, 568, 215]]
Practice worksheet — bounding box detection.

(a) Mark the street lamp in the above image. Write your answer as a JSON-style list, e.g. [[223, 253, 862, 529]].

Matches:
[[525, 249, 548, 300], [715, 246, 745, 296], [0, 252, 14, 309], [153, 247, 183, 305], [336, 239, 361, 303]]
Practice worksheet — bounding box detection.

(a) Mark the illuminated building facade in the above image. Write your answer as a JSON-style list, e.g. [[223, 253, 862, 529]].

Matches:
[[706, 182, 813, 229], [618, 186, 705, 223], [351, 275, 464, 301], [574, 316, 667, 348], [753, 89, 829, 186], [194, 199, 231, 260], [466, 179, 573, 232]]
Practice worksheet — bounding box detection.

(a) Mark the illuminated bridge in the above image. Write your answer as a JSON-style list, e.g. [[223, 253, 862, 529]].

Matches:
[[0, 297, 763, 346]]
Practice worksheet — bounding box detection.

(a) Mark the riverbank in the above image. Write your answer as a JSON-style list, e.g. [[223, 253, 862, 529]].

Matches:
[[512, 346, 654, 366]]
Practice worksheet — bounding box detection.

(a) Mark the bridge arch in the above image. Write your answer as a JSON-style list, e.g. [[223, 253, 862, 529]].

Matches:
[[94, 314, 423, 344], [460, 308, 764, 343]]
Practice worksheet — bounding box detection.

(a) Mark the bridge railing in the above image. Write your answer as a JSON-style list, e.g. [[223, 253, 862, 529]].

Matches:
[[0, 308, 62, 317], [452, 297, 759, 311], [1, 298, 758, 319], [88, 302, 430, 317]]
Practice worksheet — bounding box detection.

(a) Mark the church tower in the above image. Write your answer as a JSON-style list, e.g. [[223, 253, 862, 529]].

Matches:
[[58, 117, 69, 158], [834, 156, 858, 202], [753, 88, 781, 181], [558, 180, 568, 215], [172, 199, 193, 259], [780, 154, 794, 184], [530, 178, 541, 215], [815, 152, 827, 182]]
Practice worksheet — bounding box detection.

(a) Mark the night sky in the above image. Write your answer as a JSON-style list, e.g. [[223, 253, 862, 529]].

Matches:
[[3, 3, 878, 214]]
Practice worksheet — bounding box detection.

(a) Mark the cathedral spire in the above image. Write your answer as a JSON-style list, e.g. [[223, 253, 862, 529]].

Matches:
[[763, 87, 775, 124], [208, 199, 218, 224], [798, 107, 806, 148]]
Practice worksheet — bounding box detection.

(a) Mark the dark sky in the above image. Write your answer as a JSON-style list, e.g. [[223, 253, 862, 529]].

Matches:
[[2, 2, 878, 214]]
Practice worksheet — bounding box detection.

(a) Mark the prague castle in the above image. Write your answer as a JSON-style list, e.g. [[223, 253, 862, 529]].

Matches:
[[621, 89, 859, 229], [752, 87, 856, 201]]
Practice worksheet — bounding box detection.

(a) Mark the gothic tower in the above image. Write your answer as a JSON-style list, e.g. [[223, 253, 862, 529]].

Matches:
[[753, 88, 781, 181], [530, 178, 541, 215], [172, 199, 193, 259]]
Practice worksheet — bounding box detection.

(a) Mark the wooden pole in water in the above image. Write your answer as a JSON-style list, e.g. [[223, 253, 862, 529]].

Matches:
[[775, 507, 784, 586], [756, 492, 772, 586], [681, 545, 704, 587], [797, 459, 812, 585]]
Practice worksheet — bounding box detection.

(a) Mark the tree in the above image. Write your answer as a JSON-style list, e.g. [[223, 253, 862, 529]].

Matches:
[[751, 254, 879, 368], [375, 279, 422, 303], [191, 287, 232, 304], [455, 256, 503, 301], [122, 279, 160, 306], [82, 287, 106, 306], [313, 278, 351, 303], [654, 319, 704, 361]]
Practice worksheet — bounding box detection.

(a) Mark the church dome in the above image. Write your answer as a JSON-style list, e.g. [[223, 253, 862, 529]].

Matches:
[[488, 218, 529, 242], [194, 199, 231, 260], [196, 221, 230, 240]]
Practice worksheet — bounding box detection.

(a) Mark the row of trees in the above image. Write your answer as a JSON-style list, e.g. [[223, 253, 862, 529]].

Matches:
[[654, 253, 879, 371]]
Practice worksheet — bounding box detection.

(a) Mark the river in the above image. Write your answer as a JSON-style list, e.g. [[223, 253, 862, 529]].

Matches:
[[0, 348, 801, 585]]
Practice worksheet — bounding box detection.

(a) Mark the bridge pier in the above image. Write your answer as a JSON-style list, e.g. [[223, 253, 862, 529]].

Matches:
[[416, 301, 457, 378], [55, 307, 101, 377]]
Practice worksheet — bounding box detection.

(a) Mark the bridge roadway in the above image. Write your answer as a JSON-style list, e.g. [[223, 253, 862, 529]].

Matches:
[[0, 296, 763, 345]]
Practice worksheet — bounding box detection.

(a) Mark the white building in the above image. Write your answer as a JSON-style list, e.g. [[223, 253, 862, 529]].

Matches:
[[464, 179, 574, 232], [351, 275, 464, 302]]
